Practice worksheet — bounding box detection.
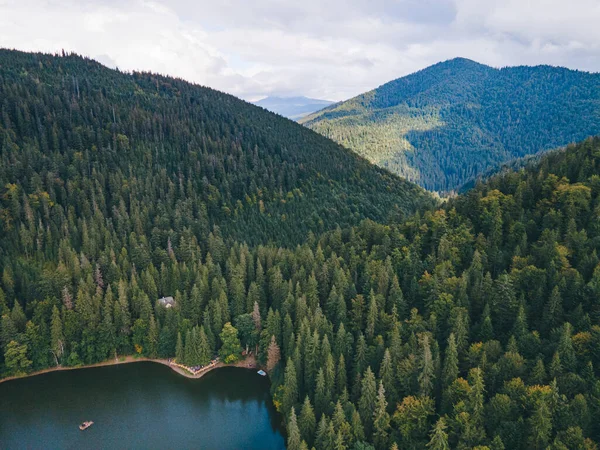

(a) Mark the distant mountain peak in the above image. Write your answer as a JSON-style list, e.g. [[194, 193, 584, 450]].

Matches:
[[441, 56, 486, 66], [254, 95, 334, 120], [302, 59, 600, 193]]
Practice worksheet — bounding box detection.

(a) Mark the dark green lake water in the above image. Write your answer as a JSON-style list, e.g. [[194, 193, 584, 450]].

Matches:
[[0, 363, 285, 450]]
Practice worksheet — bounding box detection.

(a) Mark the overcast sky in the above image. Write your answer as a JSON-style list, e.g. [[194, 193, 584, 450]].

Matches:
[[1, 0, 599, 101]]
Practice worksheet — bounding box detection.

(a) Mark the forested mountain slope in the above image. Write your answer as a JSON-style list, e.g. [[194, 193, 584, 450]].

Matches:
[[2, 48, 600, 450], [302, 58, 600, 193], [0, 49, 433, 252]]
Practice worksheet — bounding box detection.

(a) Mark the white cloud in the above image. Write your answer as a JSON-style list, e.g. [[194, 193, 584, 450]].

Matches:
[[0, 0, 598, 101]]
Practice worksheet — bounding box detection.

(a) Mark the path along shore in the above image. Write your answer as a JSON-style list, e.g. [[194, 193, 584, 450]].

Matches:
[[0, 354, 258, 385]]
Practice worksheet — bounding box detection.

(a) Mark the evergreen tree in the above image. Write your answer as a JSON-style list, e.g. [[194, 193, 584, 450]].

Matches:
[[176, 332, 184, 363], [441, 333, 459, 388], [219, 322, 242, 363], [426, 417, 450, 450], [283, 358, 299, 415], [288, 407, 302, 450], [373, 381, 390, 450], [266, 335, 281, 373], [419, 334, 435, 397], [528, 400, 552, 450], [4, 341, 32, 376], [315, 368, 328, 418], [198, 327, 212, 365], [299, 396, 317, 446], [359, 367, 377, 437], [50, 306, 64, 366]]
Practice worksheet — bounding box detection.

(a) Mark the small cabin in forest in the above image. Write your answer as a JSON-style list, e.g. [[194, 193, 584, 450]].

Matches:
[[158, 296, 176, 308]]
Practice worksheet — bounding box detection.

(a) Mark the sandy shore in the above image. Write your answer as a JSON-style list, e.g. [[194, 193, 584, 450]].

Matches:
[[0, 354, 259, 384]]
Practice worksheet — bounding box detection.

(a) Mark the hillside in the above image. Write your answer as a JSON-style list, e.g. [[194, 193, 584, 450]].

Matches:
[[302, 58, 600, 192], [2, 117, 600, 448], [254, 96, 334, 120], [0, 49, 434, 254]]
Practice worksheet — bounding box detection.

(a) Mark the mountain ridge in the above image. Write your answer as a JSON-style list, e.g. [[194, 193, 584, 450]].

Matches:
[[302, 58, 600, 193]]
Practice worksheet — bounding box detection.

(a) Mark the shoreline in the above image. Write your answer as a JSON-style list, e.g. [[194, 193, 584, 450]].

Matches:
[[0, 354, 258, 385]]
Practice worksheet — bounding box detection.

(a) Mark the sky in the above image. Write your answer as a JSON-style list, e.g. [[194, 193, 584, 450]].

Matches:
[[0, 0, 599, 102]]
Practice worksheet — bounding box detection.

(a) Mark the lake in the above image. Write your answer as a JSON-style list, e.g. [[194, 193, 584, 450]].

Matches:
[[0, 363, 285, 449]]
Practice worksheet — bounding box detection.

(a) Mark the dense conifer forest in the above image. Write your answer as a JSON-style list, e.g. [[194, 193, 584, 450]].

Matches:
[[0, 49, 432, 248], [2, 50, 600, 450], [302, 58, 600, 193]]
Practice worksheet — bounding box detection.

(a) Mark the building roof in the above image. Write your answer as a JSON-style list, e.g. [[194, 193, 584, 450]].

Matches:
[[158, 296, 175, 308]]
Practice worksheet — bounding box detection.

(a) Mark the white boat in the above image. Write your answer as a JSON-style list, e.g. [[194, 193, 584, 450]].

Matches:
[[79, 421, 94, 431], [257, 370, 267, 376]]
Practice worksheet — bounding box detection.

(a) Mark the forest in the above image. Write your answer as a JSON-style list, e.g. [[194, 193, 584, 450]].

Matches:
[[302, 57, 600, 193], [0, 49, 432, 248], [2, 49, 600, 450]]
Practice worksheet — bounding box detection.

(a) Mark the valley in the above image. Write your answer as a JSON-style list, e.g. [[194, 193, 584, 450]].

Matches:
[[0, 48, 599, 450]]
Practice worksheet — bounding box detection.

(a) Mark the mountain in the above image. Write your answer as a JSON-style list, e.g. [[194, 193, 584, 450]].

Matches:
[[2, 47, 600, 449], [301, 57, 600, 192], [254, 96, 334, 120], [0, 49, 434, 252]]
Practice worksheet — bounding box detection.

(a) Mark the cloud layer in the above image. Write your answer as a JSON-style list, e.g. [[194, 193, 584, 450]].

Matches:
[[1, 0, 598, 101]]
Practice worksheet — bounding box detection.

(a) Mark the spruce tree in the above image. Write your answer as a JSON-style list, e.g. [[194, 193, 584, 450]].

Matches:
[[299, 396, 317, 446], [426, 417, 450, 450], [288, 407, 302, 450], [359, 367, 377, 437], [283, 358, 299, 415], [176, 331, 184, 363], [441, 333, 459, 388], [373, 381, 390, 450]]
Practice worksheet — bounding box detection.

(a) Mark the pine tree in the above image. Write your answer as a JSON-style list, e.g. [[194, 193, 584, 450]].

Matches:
[[176, 331, 184, 362], [334, 430, 346, 450], [373, 381, 390, 450], [288, 407, 302, 450], [315, 368, 328, 418], [332, 401, 352, 446], [558, 322, 577, 371], [366, 290, 378, 341], [184, 330, 194, 366], [283, 358, 299, 414], [478, 304, 494, 342], [145, 315, 159, 358], [267, 335, 281, 373], [528, 400, 552, 449], [198, 326, 212, 365], [252, 301, 262, 331], [337, 354, 348, 395], [542, 286, 563, 333], [426, 417, 450, 450], [550, 351, 563, 378], [466, 367, 486, 445], [359, 367, 377, 437], [530, 357, 547, 385], [299, 396, 317, 446], [50, 305, 64, 365], [442, 333, 459, 388], [316, 415, 330, 450], [325, 353, 336, 395], [379, 349, 396, 406], [350, 409, 365, 443], [490, 435, 505, 450], [419, 334, 435, 397]]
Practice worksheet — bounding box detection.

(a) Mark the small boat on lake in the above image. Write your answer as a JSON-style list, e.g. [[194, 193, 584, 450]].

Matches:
[[79, 421, 94, 431], [257, 370, 267, 376]]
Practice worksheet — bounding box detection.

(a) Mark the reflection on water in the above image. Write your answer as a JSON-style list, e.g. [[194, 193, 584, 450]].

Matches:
[[0, 363, 285, 450]]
